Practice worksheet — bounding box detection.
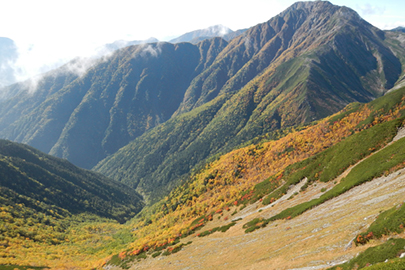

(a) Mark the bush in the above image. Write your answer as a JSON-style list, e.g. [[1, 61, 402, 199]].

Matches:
[[151, 251, 161, 258], [244, 119, 405, 231], [355, 202, 405, 245], [328, 238, 405, 270]]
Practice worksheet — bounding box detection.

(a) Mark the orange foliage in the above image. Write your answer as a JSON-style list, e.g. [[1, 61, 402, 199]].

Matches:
[[118, 251, 126, 260], [125, 98, 405, 254]]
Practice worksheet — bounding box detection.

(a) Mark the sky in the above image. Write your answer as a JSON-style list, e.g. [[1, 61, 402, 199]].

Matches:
[[0, 0, 404, 83]]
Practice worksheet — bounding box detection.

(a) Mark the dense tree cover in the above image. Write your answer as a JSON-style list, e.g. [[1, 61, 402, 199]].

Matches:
[[0, 141, 144, 268], [0, 140, 143, 222], [0, 209, 136, 269]]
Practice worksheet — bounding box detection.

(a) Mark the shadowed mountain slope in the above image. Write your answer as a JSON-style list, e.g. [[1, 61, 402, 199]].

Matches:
[[94, 1, 405, 202], [0, 39, 228, 169], [0, 139, 143, 223]]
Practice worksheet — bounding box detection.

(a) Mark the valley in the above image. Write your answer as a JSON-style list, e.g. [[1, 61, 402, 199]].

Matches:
[[0, 1, 405, 269]]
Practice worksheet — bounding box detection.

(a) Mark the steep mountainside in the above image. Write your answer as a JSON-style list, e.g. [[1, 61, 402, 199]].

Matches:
[[0, 1, 404, 203], [95, 1, 405, 202], [0, 142, 146, 268], [0, 139, 143, 222], [174, 1, 402, 115], [102, 85, 405, 269], [3, 87, 405, 270], [0, 39, 228, 169]]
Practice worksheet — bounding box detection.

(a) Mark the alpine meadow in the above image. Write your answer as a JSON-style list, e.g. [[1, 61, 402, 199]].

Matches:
[[1, 1, 405, 269]]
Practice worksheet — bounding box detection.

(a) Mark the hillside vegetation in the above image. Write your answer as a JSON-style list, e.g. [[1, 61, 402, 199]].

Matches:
[[95, 1, 405, 202], [2, 74, 405, 270], [101, 87, 405, 268], [0, 140, 144, 268], [0, 2, 403, 205], [1, 2, 405, 269]]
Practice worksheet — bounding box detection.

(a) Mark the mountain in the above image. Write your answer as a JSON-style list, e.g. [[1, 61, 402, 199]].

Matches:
[[105, 85, 405, 269], [169, 25, 234, 44], [94, 1, 405, 202], [0, 1, 404, 203], [391, 26, 405, 33], [0, 139, 143, 223], [3, 84, 405, 269], [0, 37, 18, 88], [0, 39, 228, 169], [2, 2, 405, 268], [0, 140, 145, 268]]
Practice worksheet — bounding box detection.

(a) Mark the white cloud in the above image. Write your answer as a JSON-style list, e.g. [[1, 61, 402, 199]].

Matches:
[[141, 44, 162, 58], [356, 3, 385, 16]]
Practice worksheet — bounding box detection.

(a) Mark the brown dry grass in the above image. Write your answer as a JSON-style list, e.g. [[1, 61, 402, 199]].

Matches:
[[120, 166, 405, 270]]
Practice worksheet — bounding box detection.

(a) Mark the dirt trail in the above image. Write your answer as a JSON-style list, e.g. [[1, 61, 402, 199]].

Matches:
[[117, 128, 405, 270]]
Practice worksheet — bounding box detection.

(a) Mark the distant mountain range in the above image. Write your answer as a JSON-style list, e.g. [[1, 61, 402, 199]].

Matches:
[[0, 1, 404, 204], [0, 37, 18, 88], [169, 24, 246, 44], [391, 26, 405, 33]]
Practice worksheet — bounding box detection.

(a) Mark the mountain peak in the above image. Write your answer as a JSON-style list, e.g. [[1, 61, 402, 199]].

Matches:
[[170, 24, 233, 44]]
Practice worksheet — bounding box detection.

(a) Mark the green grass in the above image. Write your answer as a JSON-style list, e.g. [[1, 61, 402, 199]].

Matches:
[[243, 218, 266, 233], [243, 118, 405, 231], [151, 251, 161, 258], [355, 202, 405, 245], [368, 203, 405, 238], [197, 222, 237, 237], [365, 257, 405, 270], [327, 238, 405, 270], [257, 118, 403, 208], [268, 132, 405, 222]]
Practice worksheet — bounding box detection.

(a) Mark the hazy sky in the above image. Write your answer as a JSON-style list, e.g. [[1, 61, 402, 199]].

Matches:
[[0, 0, 403, 82]]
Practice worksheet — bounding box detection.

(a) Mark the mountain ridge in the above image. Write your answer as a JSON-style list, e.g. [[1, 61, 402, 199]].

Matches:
[[94, 0, 405, 202], [0, 1, 404, 202]]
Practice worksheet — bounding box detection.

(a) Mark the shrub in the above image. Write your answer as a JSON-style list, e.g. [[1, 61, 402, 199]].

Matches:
[[151, 251, 161, 258], [328, 238, 405, 270], [355, 202, 405, 245]]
